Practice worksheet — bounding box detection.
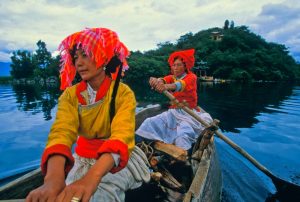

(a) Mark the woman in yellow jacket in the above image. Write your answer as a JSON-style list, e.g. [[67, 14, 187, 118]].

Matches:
[[26, 28, 149, 202]]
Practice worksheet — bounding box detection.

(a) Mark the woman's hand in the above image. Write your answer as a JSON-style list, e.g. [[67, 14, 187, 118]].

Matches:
[[149, 77, 166, 93], [25, 177, 66, 202], [56, 153, 115, 202], [26, 155, 67, 202], [149, 77, 159, 88], [155, 82, 166, 93], [56, 174, 100, 202], [26, 155, 66, 202]]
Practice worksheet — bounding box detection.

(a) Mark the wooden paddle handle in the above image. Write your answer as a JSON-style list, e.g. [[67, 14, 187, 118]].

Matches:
[[162, 90, 274, 178], [214, 130, 273, 178], [163, 91, 209, 126]]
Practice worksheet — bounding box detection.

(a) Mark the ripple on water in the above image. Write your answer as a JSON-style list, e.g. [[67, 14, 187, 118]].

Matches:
[[217, 140, 274, 202]]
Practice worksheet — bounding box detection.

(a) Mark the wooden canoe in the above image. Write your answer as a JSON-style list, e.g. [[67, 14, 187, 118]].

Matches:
[[0, 104, 222, 202]]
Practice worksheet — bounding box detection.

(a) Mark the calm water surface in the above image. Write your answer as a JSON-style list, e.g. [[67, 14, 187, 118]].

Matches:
[[0, 82, 299, 201], [197, 82, 300, 201]]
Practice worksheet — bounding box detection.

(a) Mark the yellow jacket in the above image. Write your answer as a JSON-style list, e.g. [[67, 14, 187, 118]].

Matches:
[[41, 80, 136, 174]]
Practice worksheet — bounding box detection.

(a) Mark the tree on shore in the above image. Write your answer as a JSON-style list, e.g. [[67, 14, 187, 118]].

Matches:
[[35, 40, 52, 69], [10, 50, 35, 79], [10, 22, 300, 85], [10, 40, 60, 80], [230, 20, 235, 29], [224, 19, 229, 30]]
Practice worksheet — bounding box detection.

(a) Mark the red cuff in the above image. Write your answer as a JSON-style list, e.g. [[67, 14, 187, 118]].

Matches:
[[41, 144, 74, 176], [97, 139, 129, 173]]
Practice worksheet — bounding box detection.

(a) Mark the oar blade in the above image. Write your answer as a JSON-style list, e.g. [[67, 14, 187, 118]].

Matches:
[[271, 176, 300, 202], [161, 91, 300, 201]]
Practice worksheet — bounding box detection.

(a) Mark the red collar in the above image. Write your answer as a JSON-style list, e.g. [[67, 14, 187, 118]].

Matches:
[[76, 77, 112, 105]]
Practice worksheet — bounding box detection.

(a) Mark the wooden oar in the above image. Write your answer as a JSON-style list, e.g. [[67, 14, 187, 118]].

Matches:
[[163, 90, 300, 202]]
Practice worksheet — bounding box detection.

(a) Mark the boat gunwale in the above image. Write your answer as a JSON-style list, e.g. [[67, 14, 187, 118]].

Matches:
[[0, 105, 222, 202]]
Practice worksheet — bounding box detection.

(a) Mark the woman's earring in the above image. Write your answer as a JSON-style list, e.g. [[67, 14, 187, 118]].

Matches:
[[103, 66, 106, 71]]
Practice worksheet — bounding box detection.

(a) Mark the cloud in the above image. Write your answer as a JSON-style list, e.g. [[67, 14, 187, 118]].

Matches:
[[0, 0, 299, 62], [249, 2, 300, 61], [0, 51, 11, 62]]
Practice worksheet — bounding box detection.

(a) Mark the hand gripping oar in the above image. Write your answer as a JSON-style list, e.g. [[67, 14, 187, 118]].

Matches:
[[163, 90, 300, 202]]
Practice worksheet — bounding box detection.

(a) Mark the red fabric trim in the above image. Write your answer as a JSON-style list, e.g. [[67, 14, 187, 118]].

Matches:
[[163, 75, 175, 84], [97, 139, 129, 173], [76, 81, 87, 105], [75, 137, 129, 173], [95, 76, 111, 102], [75, 77, 111, 105], [41, 144, 74, 176], [75, 136, 105, 158]]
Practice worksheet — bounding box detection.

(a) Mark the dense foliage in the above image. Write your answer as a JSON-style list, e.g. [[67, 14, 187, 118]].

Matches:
[[0, 76, 11, 83], [10, 23, 300, 84], [10, 40, 60, 80], [124, 25, 300, 84]]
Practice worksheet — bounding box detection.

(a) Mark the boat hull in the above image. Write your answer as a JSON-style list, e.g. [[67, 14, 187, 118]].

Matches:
[[0, 105, 222, 202], [188, 139, 222, 202]]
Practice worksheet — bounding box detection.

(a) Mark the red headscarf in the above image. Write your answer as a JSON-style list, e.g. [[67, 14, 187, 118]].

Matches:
[[168, 49, 195, 72], [58, 27, 130, 90]]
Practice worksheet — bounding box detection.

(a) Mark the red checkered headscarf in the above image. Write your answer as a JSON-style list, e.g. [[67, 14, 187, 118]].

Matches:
[[58, 27, 130, 90], [168, 49, 195, 73]]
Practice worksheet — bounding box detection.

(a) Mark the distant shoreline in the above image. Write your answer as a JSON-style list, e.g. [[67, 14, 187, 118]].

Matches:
[[0, 76, 11, 84]]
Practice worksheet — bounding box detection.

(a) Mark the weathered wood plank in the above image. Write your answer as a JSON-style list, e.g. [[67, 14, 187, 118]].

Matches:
[[153, 141, 188, 161]]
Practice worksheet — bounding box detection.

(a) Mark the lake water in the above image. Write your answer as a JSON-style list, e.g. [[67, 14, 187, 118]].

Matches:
[[0, 81, 299, 201]]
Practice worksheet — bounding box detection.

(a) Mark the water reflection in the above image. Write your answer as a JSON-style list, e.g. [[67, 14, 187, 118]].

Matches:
[[1, 82, 299, 202], [197, 82, 294, 133], [12, 84, 61, 120], [128, 81, 169, 107], [10, 81, 295, 128], [129, 81, 295, 133]]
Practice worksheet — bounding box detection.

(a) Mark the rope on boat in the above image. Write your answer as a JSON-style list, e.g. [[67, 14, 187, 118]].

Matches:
[[136, 141, 154, 162]]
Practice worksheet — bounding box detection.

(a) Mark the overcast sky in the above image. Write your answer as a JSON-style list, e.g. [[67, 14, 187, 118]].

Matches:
[[0, 0, 299, 63]]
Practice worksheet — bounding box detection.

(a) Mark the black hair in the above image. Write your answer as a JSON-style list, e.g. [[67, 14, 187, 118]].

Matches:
[[105, 55, 122, 76], [69, 44, 77, 65]]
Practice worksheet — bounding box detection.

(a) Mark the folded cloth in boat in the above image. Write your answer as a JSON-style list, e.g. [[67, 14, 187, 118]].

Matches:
[[136, 108, 213, 150]]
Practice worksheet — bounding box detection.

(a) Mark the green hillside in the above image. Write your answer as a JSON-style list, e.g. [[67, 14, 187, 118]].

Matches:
[[9, 25, 300, 84], [124, 25, 300, 84]]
